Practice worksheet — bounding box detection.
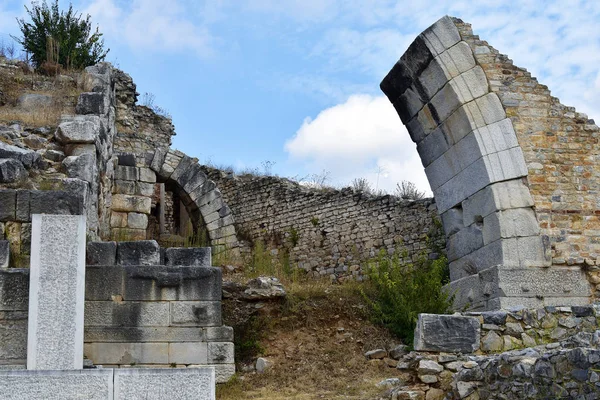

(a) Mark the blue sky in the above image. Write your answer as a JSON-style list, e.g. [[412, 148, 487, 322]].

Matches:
[[1, 1, 600, 195]]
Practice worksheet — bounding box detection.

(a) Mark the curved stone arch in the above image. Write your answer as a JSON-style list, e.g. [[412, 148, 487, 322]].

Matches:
[[149, 148, 237, 248], [381, 16, 552, 309]]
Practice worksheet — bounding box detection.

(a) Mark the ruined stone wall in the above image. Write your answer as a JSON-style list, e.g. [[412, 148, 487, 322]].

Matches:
[[202, 167, 440, 278], [381, 16, 594, 309], [453, 21, 600, 273]]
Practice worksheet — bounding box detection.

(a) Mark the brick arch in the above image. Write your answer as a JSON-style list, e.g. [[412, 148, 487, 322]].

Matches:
[[149, 148, 237, 248], [381, 16, 553, 309]]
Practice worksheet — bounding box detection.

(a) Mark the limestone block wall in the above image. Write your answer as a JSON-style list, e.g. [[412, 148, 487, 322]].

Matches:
[[381, 16, 593, 309], [0, 242, 235, 383], [202, 167, 440, 278]]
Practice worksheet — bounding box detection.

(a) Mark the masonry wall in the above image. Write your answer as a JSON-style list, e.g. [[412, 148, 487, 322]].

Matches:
[[202, 167, 441, 278]]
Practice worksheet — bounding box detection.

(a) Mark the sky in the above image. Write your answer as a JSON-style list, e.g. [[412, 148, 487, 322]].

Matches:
[[1, 1, 599, 195]]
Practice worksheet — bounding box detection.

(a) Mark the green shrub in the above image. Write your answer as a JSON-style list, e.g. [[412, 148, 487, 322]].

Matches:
[[362, 249, 453, 346]]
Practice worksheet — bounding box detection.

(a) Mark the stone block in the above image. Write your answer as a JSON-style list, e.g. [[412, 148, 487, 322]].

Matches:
[[28, 214, 86, 370], [84, 326, 206, 343], [405, 114, 427, 144], [182, 166, 207, 193], [443, 101, 486, 145], [84, 342, 169, 364], [138, 167, 156, 183], [208, 225, 236, 240], [64, 143, 96, 156], [416, 126, 451, 167], [0, 189, 16, 221], [110, 212, 128, 228], [197, 364, 234, 384], [380, 60, 413, 103], [55, 115, 101, 144], [112, 180, 136, 195], [206, 214, 234, 232], [116, 241, 160, 265], [0, 269, 29, 310], [62, 153, 96, 183], [447, 225, 484, 262], [0, 312, 27, 361], [207, 342, 234, 364], [0, 240, 9, 268], [76, 92, 108, 115], [86, 241, 117, 265], [440, 207, 464, 237], [429, 80, 462, 124], [189, 181, 216, 204], [127, 213, 148, 230], [482, 208, 540, 244], [475, 93, 506, 125], [0, 158, 27, 184], [205, 326, 234, 342], [400, 35, 434, 78], [136, 182, 155, 197], [117, 153, 136, 166], [0, 369, 114, 400], [472, 118, 519, 156], [418, 56, 451, 99], [114, 166, 138, 181], [0, 143, 40, 169], [482, 147, 527, 183], [486, 296, 591, 311], [433, 156, 490, 214], [414, 313, 480, 353], [395, 86, 425, 123], [462, 179, 534, 226], [111, 194, 151, 214], [200, 196, 225, 217], [169, 156, 194, 183], [165, 247, 211, 267], [29, 190, 84, 216], [150, 148, 167, 173], [438, 41, 476, 78], [169, 342, 208, 364], [421, 16, 461, 56], [85, 301, 170, 327], [85, 266, 223, 302], [170, 301, 222, 327], [15, 190, 30, 222], [113, 368, 214, 400]]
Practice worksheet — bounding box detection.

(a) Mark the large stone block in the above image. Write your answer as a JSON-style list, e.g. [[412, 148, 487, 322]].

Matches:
[[170, 301, 222, 327], [85, 266, 223, 301], [0, 312, 27, 361], [86, 241, 117, 265], [0, 142, 40, 168], [0, 240, 9, 268], [181, 165, 207, 193], [462, 179, 534, 226], [482, 208, 540, 244], [0, 158, 27, 184], [165, 247, 211, 267], [55, 115, 101, 144], [380, 60, 413, 104], [414, 313, 480, 353], [207, 342, 234, 364], [114, 165, 138, 181], [85, 301, 170, 327], [0, 369, 114, 400], [169, 342, 208, 364], [205, 326, 234, 342], [127, 213, 148, 230], [76, 92, 109, 115], [84, 342, 168, 364], [447, 225, 484, 262], [113, 368, 214, 400], [62, 153, 96, 183], [437, 41, 476, 78], [111, 194, 151, 214], [116, 241, 160, 265], [84, 326, 206, 343], [0, 269, 29, 310], [0, 189, 16, 221], [138, 167, 156, 183], [15, 190, 30, 222], [27, 214, 86, 370], [29, 190, 84, 216], [420, 16, 461, 56]]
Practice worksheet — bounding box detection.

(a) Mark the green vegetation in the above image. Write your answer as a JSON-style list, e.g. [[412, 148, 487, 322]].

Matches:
[[362, 249, 453, 346], [14, 0, 109, 70]]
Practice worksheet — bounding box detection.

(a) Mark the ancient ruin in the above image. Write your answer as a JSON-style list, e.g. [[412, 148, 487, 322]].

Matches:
[[382, 16, 598, 311]]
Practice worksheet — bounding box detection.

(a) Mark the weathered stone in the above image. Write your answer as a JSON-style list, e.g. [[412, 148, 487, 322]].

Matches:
[[389, 344, 409, 360], [243, 276, 286, 300], [116, 241, 160, 265], [170, 301, 222, 326], [117, 153, 136, 166], [84, 342, 168, 365], [0, 369, 113, 400], [56, 116, 101, 144], [111, 194, 151, 214], [86, 241, 117, 265], [0, 240, 9, 268], [28, 214, 86, 370], [255, 357, 272, 373], [208, 342, 234, 364], [414, 314, 480, 353], [481, 330, 503, 352], [127, 213, 148, 230], [0, 142, 40, 168], [76, 92, 108, 115], [17, 93, 52, 110], [29, 190, 84, 216], [114, 165, 138, 181], [0, 159, 27, 183], [62, 153, 96, 183], [165, 247, 211, 267], [365, 349, 387, 359], [417, 359, 443, 375], [138, 167, 156, 183]]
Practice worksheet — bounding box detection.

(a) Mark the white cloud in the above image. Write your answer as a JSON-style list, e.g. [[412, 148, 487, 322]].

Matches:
[[285, 94, 431, 194], [81, 0, 217, 57]]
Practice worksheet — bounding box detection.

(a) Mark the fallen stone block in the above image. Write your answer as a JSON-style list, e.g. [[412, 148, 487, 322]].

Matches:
[[414, 313, 480, 353], [0, 159, 27, 183], [165, 247, 211, 267]]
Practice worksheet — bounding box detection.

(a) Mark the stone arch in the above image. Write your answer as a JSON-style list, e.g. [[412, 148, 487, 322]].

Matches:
[[149, 148, 237, 248], [380, 16, 565, 309]]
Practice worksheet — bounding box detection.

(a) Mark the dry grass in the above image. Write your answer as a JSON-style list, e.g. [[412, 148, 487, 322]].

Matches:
[[218, 278, 408, 400], [0, 63, 81, 128]]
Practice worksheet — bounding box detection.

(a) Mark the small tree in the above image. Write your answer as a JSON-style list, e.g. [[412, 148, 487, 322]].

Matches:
[[395, 180, 426, 200], [14, 0, 109, 70]]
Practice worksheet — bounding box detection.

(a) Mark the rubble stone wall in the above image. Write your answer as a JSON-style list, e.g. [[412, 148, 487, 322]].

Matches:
[[202, 167, 441, 278]]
